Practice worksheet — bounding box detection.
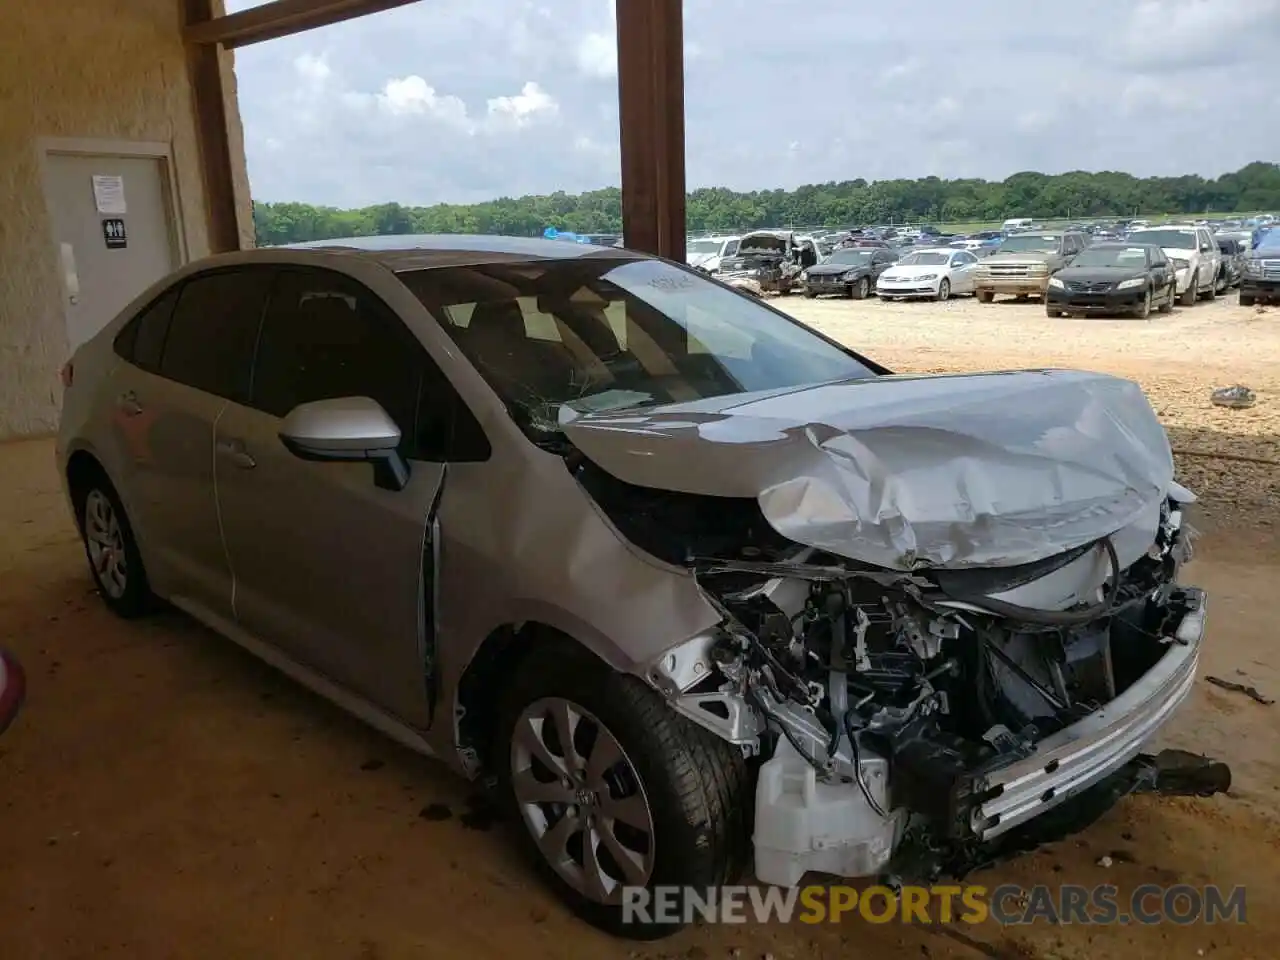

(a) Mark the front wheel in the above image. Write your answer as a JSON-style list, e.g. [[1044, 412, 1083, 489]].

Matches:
[[495, 644, 750, 939], [1179, 272, 1198, 306], [977, 290, 995, 304], [1240, 293, 1256, 306], [936, 278, 951, 301], [802, 289, 817, 299], [1132, 288, 1152, 319], [851, 276, 870, 300], [1158, 281, 1175, 313]]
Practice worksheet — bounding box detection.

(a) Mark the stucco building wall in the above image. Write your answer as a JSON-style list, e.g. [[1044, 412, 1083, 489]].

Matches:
[[0, 0, 253, 440]]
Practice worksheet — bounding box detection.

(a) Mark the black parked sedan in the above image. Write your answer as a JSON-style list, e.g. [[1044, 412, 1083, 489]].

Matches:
[[801, 247, 898, 299], [1045, 242, 1177, 319]]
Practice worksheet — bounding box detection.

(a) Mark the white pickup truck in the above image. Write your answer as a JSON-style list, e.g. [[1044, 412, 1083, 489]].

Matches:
[[1127, 225, 1225, 305]]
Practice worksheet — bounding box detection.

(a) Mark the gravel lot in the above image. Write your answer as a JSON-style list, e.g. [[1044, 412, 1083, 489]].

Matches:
[[1, 291, 1277, 960]]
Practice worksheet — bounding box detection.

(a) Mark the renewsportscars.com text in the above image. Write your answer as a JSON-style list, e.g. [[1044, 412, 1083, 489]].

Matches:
[[622, 884, 1247, 926]]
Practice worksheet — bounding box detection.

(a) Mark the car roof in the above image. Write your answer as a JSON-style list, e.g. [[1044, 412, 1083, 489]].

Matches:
[[1088, 242, 1159, 250], [276, 233, 646, 271]]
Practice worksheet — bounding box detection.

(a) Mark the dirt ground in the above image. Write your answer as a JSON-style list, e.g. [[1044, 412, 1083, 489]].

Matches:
[[2, 291, 1278, 960]]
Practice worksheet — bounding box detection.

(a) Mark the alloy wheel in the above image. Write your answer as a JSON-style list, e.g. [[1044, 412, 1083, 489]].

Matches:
[[84, 489, 128, 598], [510, 697, 656, 904]]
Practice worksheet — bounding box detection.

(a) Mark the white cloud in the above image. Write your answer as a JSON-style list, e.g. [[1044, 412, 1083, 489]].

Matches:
[[294, 53, 331, 86], [486, 81, 559, 128], [575, 32, 617, 78], [376, 76, 471, 125]]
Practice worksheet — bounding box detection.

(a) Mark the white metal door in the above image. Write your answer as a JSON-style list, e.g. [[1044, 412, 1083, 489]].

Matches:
[[44, 152, 178, 351]]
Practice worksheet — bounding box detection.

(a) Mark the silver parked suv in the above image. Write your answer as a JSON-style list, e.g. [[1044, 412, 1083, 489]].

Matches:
[[57, 235, 1223, 938]]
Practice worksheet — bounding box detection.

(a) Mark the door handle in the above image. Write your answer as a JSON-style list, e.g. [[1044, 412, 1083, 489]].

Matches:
[[216, 439, 257, 470], [117, 391, 142, 416]]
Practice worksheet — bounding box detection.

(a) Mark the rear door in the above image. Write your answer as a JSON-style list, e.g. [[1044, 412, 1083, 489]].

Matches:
[[950, 251, 980, 292], [110, 267, 271, 615], [214, 266, 453, 726], [1198, 228, 1221, 285]]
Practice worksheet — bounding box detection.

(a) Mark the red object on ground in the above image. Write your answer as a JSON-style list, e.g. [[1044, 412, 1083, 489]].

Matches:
[[0, 649, 25, 735]]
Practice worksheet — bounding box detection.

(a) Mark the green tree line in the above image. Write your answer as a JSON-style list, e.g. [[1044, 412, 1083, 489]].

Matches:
[[253, 161, 1280, 245]]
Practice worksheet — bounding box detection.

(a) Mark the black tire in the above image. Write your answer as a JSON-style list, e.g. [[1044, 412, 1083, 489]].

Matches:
[[494, 641, 751, 939], [936, 278, 951, 301], [74, 471, 154, 618], [1215, 270, 1228, 294], [802, 290, 817, 299], [1015, 293, 1030, 302], [977, 290, 995, 304], [851, 276, 870, 300], [1046, 304, 1061, 318], [1179, 272, 1198, 306], [1158, 281, 1175, 313], [1240, 294, 1256, 306], [1132, 288, 1152, 319], [1203, 275, 1217, 300]]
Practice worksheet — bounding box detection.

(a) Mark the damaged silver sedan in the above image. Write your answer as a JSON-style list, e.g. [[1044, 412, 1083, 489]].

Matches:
[[56, 236, 1225, 940]]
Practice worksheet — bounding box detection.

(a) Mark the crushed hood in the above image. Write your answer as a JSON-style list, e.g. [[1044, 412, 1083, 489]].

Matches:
[[560, 369, 1175, 570]]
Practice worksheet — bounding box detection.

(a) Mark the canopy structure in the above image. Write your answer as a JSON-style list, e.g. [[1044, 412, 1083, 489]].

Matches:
[[186, 0, 687, 261]]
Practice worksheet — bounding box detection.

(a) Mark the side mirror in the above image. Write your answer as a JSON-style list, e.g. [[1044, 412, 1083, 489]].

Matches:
[[279, 396, 410, 492]]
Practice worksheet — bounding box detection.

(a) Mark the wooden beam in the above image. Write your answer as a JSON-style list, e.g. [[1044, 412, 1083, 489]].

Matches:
[[185, 0, 244, 252], [615, 0, 686, 261], [185, 0, 421, 48]]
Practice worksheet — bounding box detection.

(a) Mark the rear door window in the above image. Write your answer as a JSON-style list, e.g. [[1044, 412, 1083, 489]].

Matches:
[[158, 269, 273, 402]]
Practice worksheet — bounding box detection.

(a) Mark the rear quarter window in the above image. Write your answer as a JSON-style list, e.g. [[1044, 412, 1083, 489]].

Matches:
[[114, 286, 181, 372]]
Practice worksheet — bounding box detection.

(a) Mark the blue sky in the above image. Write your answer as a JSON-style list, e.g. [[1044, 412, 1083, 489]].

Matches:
[[225, 0, 1280, 207]]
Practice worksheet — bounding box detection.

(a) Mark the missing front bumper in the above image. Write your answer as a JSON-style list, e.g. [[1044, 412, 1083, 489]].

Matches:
[[971, 587, 1206, 841]]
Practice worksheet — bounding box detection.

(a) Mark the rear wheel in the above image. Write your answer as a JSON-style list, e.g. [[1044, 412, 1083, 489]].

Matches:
[[75, 476, 154, 618], [1202, 274, 1217, 300], [1179, 272, 1198, 306], [495, 643, 750, 939]]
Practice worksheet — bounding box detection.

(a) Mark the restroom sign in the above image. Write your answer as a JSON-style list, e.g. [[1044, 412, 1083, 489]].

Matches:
[[102, 218, 127, 249]]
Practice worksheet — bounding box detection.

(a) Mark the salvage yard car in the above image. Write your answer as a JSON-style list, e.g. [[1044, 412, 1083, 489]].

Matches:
[[1239, 230, 1280, 306], [716, 230, 812, 295], [686, 235, 740, 275], [1045, 242, 1177, 319], [974, 230, 1089, 303], [801, 247, 898, 299], [57, 235, 1225, 939], [876, 247, 980, 300], [1126, 225, 1223, 306]]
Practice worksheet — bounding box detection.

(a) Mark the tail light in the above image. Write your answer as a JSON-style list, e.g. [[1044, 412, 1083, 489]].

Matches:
[[60, 361, 74, 388]]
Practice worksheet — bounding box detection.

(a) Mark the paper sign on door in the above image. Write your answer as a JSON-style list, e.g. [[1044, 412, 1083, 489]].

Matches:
[[91, 174, 127, 215]]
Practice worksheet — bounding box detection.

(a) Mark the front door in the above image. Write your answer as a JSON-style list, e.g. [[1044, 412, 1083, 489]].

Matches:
[[214, 267, 444, 726], [43, 150, 178, 352]]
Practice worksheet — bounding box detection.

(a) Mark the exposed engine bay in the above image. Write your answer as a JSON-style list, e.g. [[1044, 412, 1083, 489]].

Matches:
[[575, 455, 1222, 885]]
